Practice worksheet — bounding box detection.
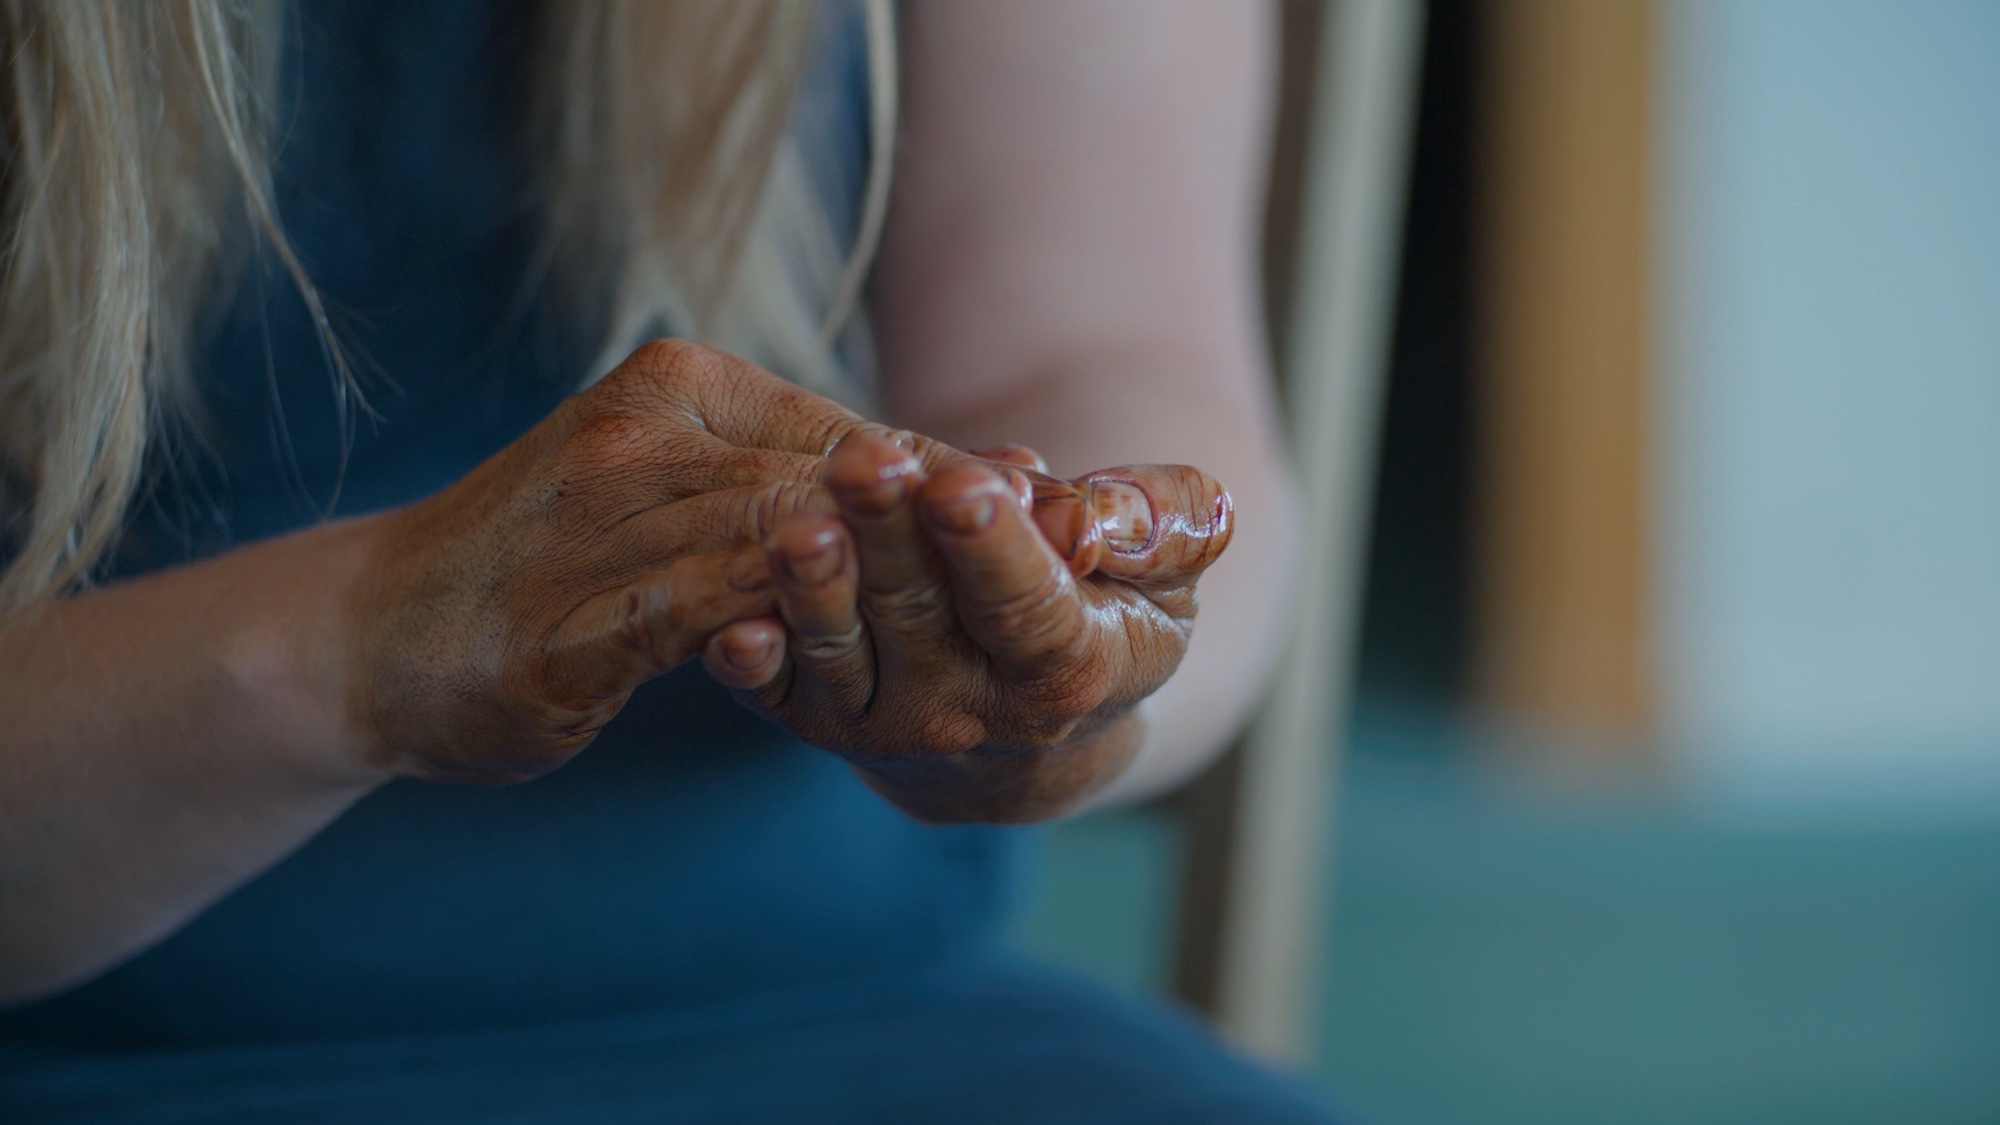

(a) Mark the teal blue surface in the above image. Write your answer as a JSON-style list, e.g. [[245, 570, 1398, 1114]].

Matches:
[[1013, 704, 2000, 1124]]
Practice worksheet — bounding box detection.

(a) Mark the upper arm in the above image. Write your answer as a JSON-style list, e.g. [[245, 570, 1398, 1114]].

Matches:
[[871, 0, 1275, 437]]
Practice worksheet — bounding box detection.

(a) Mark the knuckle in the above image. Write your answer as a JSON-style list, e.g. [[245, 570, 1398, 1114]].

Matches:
[[742, 481, 811, 540], [556, 410, 659, 483], [600, 341, 683, 405], [859, 583, 950, 631], [614, 582, 678, 658], [729, 447, 821, 488], [607, 339, 734, 417], [1016, 647, 1115, 719], [908, 708, 987, 756], [795, 622, 865, 662], [906, 433, 964, 474], [817, 417, 866, 457], [627, 338, 706, 384], [1005, 715, 1084, 753], [979, 579, 1080, 657], [1043, 674, 1114, 724]]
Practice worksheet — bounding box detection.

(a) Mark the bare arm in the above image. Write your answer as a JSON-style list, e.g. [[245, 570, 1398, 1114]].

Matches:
[[873, 0, 1296, 802], [0, 346, 876, 1004], [0, 524, 384, 1005]]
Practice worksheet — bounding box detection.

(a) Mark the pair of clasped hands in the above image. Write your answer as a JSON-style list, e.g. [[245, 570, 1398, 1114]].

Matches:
[[350, 342, 1232, 822]]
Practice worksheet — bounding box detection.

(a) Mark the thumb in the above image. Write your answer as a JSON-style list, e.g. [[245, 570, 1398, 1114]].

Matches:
[[1073, 465, 1235, 589]]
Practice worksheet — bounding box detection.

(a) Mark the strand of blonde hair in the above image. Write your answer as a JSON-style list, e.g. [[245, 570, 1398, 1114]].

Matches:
[[0, 0, 890, 618]]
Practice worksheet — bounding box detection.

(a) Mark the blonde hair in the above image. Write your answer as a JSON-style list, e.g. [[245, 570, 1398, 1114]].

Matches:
[[0, 0, 895, 616]]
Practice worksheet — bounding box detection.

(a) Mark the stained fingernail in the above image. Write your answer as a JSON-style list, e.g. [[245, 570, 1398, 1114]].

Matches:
[[935, 493, 997, 535], [721, 634, 773, 670], [782, 534, 844, 585], [1089, 480, 1155, 553], [1030, 492, 1090, 559]]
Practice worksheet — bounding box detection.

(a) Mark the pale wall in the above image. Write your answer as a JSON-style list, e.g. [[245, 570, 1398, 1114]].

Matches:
[[1662, 0, 2000, 803]]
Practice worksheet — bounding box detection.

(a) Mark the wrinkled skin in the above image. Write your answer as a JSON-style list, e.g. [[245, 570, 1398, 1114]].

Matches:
[[704, 432, 1233, 823], [346, 341, 843, 782], [346, 340, 1232, 821]]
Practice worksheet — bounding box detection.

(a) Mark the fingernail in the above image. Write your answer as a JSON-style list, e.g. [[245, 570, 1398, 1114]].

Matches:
[[726, 553, 773, 592], [1030, 491, 1090, 559], [722, 634, 773, 670], [1090, 480, 1154, 553], [782, 535, 844, 585], [935, 493, 997, 535]]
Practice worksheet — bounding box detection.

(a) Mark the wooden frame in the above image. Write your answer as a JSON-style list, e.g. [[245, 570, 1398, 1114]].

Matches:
[[1170, 0, 1426, 1064], [1474, 0, 1655, 750]]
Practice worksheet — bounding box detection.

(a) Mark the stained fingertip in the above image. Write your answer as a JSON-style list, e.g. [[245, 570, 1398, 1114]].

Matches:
[[1078, 466, 1235, 584], [825, 431, 923, 515], [917, 468, 1095, 671], [917, 466, 1017, 537], [703, 618, 786, 689], [770, 516, 848, 587], [1087, 479, 1155, 554]]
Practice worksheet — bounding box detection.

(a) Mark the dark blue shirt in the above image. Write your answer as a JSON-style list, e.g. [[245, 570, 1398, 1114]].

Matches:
[[0, 7, 1348, 1121], [3, 0, 1009, 1047]]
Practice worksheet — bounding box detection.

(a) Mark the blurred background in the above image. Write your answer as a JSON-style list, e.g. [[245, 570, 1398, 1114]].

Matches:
[[1008, 1, 2000, 1122]]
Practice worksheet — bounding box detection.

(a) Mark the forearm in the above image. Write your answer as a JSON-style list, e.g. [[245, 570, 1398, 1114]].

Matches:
[[0, 519, 385, 1004]]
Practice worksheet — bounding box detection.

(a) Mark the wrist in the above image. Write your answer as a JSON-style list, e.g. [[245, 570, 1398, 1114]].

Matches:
[[216, 515, 395, 792]]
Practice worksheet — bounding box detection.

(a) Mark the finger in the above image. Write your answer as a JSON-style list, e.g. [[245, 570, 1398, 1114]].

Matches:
[[971, 449, 1046, 521], [560, 437, 820, 513], [974, 443, 1049, 474], [599, 480, 837, 576], [914, 464, 1092, 679], [545, 544, 778, 705], [556, 383, 826, 518], [638, 340, 869, 456], [824, 430, 960, 665], [582, 340, 986, 515], [657, 446, 825, 499], [766, 513, 873, 715], [1073, 466, 1234, 592], [703, 617, 789, 690], [845, 421, 986, 481], [1018, 471, 1105, 578]]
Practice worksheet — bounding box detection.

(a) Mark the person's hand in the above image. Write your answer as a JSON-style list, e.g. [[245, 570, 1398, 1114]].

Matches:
[[702, 431, 1234, 823], [339, 341, 993, 785]]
